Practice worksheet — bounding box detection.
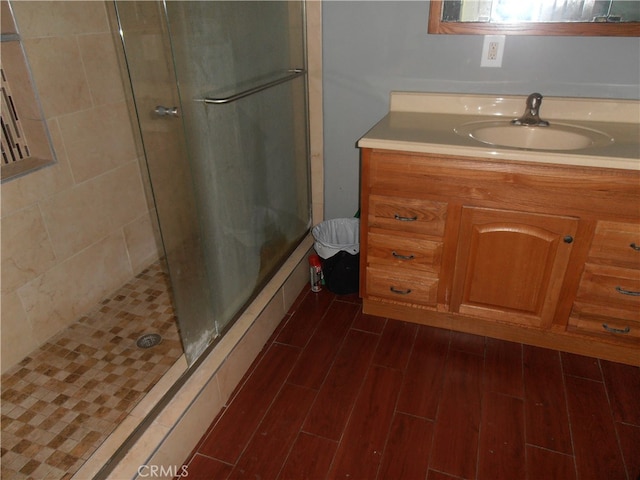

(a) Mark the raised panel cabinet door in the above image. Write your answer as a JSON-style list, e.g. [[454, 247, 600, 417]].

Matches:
[[451, 207, 579, 328]]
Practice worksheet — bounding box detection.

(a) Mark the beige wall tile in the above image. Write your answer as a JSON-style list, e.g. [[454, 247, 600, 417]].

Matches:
[[0, 291, 38, 373], [57, 101, 138, 183], [21, 36, 93, 118], [1, 0, 16, 34], [123, 212, 161, 274], [11, 1, 108, 38], [17, 232, 134, 345], [39, 161, 148, 261], [78, 33, 126, 106], [1, 204, 56, 294]]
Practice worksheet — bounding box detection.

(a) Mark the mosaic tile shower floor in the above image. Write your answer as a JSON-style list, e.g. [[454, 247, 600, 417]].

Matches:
[[1, 261, 183, 479]]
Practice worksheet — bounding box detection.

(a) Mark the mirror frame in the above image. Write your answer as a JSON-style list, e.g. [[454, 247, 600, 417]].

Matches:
[[428, 0, 640, 36]]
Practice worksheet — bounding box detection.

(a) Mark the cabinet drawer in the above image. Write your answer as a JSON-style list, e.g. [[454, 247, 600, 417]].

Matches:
[[368, 195, 447, 237], [366, 266, 438, 307], [576, 263, 640, 309], [569, 304, 640, 341], [367, 232, 442, 274], [571, 301, 639, 324], [589, 221, 640, 269]]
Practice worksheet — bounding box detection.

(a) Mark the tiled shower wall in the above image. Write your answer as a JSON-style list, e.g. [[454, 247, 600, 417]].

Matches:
[[1, 1, 160, 373]]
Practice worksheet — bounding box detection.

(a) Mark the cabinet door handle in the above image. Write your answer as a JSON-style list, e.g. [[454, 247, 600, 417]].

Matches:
[[392, 251, 415, 260], [563, 235, 574, 244], [394, 214, 418, 222], [615, 286, 640, 296], [154, 105, 180, 117], [602, 323, 631, 335], [630, 242, 640, 251], [390, 286, 412, 295]]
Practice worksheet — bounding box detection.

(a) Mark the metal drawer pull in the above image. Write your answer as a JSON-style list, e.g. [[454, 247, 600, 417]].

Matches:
[[615, 286, 640, 296], [390, 286, 412, 295], [630, 242, 640, 251], [394, 214, 418, 222], [602, 324, 631, 334], [392, 251, 415, 260]]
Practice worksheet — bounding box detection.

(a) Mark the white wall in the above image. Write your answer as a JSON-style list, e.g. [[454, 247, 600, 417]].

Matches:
[[322, 1, 640, 219]]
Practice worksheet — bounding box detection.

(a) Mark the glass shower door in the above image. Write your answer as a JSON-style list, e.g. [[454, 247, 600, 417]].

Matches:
[[116, 1, 310, 365]]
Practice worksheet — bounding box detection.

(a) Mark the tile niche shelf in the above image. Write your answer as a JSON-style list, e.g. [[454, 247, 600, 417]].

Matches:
[[1, 1, 56, 183]]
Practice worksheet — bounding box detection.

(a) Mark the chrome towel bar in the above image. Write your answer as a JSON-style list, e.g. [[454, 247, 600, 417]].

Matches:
[[201, 68, 305, 105]]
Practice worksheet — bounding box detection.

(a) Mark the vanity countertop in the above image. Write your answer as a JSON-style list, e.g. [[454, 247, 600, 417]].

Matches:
[[357, 92, 640, 171]]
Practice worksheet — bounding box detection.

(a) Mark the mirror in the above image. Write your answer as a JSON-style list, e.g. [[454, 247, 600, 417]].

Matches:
[[428, 0, 640, 35]]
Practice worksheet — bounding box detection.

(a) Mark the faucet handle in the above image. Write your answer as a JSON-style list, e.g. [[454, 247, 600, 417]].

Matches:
[[527, 93, 543, 114], [512, 92, 549, 127]]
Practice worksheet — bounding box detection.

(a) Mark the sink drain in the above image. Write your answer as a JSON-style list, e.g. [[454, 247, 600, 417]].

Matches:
[[136, 333, 162, 349]]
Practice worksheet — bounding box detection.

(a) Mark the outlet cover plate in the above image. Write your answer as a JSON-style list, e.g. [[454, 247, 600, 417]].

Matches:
[[481, 35, 505, 67]]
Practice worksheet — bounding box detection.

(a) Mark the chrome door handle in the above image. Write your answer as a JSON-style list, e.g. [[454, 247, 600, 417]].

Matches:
[[154, 105, 179, 117]]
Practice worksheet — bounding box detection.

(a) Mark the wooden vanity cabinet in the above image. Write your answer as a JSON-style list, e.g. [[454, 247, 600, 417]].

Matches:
[[359, 148, 640, 365]]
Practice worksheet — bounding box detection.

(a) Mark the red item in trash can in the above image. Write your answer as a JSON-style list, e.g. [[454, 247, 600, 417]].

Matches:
[[308, 254, 323, 292]]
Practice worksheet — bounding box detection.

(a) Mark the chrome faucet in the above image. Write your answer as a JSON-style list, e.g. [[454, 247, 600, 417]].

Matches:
[[511, 92, 550, 127]]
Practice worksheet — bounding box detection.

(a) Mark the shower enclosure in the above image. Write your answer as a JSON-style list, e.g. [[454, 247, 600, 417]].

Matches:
[[115, 1, 311, 365]]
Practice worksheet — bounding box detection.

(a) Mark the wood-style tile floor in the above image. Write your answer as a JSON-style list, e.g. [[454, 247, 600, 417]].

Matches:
[[180, 288, 640, 480]]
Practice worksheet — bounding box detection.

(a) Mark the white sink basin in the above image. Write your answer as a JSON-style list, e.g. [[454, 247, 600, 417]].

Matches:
[[455, 121, 614, 151]]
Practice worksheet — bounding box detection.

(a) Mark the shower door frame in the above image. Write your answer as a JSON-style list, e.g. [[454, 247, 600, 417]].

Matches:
[[115, 0, 312, 365], [92, 1, 313, 477]]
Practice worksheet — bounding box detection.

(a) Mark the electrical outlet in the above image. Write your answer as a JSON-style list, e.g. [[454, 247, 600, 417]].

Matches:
[[487, 41, 499, 60], [481, 35, 505, 67]]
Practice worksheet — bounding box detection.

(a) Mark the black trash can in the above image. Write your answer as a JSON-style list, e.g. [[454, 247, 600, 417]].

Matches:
[[311, 218, 360, 294]]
